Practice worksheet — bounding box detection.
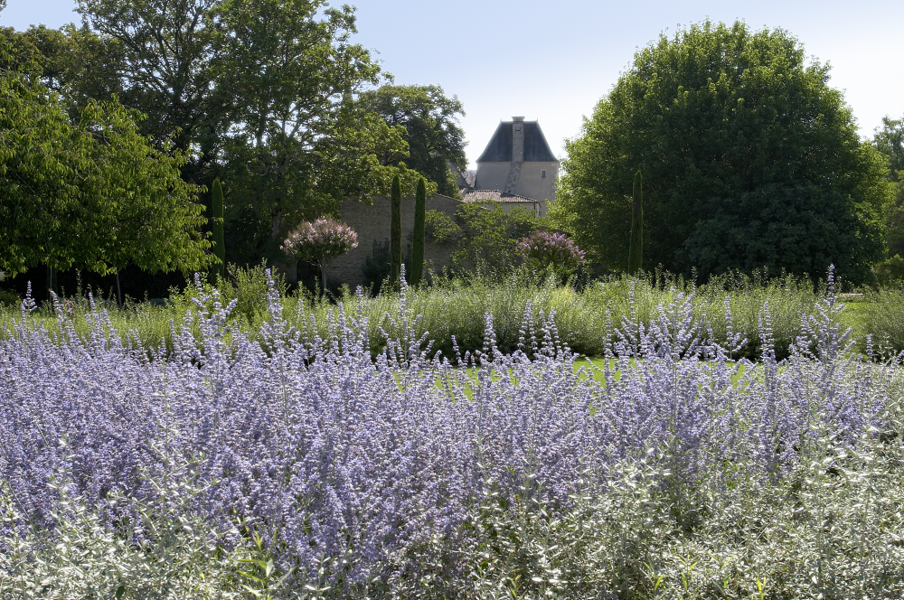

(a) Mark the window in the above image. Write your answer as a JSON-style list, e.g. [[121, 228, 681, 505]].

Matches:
[[541, 170, 547, 179]]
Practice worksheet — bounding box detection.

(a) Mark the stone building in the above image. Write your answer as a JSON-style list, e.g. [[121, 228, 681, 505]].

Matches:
[[464, 116, 559, 216], [328, 116, 559, 288]]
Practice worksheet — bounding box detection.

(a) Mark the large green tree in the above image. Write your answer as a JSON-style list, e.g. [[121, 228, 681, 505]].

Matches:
[[0, 48, 210, 277], [358, 84, 467, 197], [552, 20, 888, 284], [1, 23, 125, 113], [875, 115, 904, 257], [71, 0, 422, 265], [76, 0, 224, 179], [214, 0, 379, 250]]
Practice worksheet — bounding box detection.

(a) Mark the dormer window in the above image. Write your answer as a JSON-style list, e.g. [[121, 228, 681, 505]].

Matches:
[[541, 170, 547, 179]]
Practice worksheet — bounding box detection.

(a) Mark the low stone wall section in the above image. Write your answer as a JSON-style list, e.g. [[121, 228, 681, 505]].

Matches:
[[329, 194, 463, 288]]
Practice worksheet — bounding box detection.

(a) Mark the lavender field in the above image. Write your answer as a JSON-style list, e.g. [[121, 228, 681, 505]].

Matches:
[[2, 275, 904, 599]]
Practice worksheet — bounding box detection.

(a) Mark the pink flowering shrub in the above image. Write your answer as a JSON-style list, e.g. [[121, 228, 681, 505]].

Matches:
[[516, 231, 585, 277], [282, 218, 358, 289]]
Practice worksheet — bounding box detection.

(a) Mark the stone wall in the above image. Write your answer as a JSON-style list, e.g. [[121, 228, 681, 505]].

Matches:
[[328, 194, 463, 288]]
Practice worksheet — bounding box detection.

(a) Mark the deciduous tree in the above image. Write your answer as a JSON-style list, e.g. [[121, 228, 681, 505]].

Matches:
[[875, 115, 904, 258], [19, 0, 438, 270], [212, 0, 397, 260], [517, 231, 585, 279], [358, 84, 467, 197], [76, 0, 223, 176], [0, 50, 210, 277], [552, 20, 888, 284], [281, 217, 357, 291]]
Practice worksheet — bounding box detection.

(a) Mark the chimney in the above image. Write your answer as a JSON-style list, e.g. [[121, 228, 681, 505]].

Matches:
[[512, 116, 524, 162]]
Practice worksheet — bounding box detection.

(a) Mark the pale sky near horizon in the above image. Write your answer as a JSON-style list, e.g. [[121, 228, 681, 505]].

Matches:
[[3, 0, 902, 169]]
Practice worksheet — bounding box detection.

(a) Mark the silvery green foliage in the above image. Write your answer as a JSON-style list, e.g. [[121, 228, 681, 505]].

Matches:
[[1, 270, 903, 598]]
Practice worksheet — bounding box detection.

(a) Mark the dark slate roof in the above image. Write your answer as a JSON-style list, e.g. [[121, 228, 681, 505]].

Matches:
[[476, 120, 557, 163], [460, 190, 538, 204]]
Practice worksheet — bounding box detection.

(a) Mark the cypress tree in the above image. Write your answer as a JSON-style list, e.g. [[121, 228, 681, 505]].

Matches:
[[211, 178, 226, 280], [411, 177, 426, 286], [390, 173, 402, 285], [628, 169, 643, 274]]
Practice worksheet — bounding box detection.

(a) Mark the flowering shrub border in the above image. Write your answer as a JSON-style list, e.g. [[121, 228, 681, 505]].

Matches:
[[2, 272, 904, 597]]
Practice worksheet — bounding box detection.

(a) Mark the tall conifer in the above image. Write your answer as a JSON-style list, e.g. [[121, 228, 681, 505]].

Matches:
[[390, 174, 402, 285], [411, 177, 426, 286], [211, 178, 226, 280], [628, 170, 643, 274]]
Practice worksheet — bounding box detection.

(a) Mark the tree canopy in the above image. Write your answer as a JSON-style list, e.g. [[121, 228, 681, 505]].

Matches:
[[0, 47, 210, 277], [551, 20, 889, 284], [75, 0, 224, 175], [875, 115, 904, 181], [2, 0, 458, 282], [875, 115, 904, 258], [358, 84, 467, 197], [426, 203, 540, 275], [65, 0, 432, 266]]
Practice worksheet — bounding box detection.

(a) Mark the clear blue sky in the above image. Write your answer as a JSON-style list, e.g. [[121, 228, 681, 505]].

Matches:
[[4, 0, 902, 169]]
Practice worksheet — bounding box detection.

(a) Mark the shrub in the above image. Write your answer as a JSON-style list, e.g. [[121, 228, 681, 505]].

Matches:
[[859, 285, 904, 358], [874, 254, 904, 285], [448, 203, 539, 276], [516, 231, 585, 279], [0, 289, 19, 308], [4, 271, 904, 597], [282, 217, 358, 291]]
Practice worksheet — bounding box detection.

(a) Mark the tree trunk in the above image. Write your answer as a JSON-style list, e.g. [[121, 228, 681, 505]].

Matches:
[[46, 265, 56, 300]]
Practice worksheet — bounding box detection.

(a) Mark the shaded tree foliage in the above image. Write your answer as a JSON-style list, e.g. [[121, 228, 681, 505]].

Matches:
[[65, 0, 426, 266], [552, 20, 888, 284], [76, 0, 224, 179], [4, 0, 451, 275], [358, 84, 467, 197], [212, 0, 398, 261], [0, 45, 209, 277], [684, 184, 882, 281], [875, 115, 904, 179], [426, 203, 540, 275], [1, 23, 126, 115], [875, 115, 904, 257]]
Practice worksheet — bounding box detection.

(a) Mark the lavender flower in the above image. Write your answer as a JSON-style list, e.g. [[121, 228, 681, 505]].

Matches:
[[1, 271, 902, 597]]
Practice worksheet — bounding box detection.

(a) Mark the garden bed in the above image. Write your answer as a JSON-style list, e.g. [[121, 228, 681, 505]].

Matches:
[[2, 275, 904, 598]]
